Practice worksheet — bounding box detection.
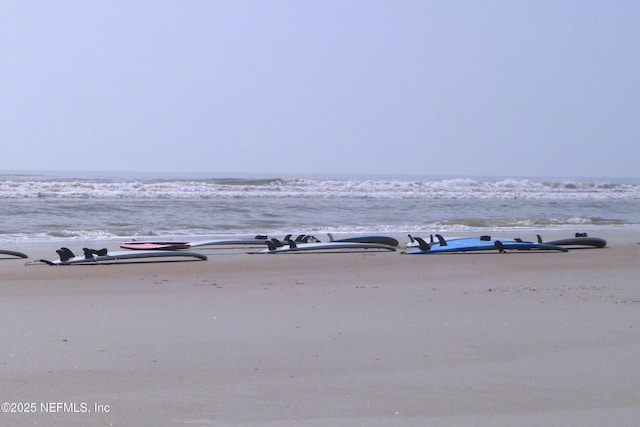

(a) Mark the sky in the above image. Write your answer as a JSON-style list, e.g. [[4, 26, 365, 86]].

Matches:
[[1, 0, 639, 178]]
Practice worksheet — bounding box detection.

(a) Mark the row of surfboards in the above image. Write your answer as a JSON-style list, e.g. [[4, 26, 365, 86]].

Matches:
[[1, 232, 606, 265]]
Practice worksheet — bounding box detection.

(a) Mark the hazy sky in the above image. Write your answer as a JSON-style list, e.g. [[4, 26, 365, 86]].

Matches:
[[2, 1, 638, 178]]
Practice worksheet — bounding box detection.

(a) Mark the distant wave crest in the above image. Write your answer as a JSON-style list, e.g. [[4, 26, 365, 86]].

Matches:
[[1, 177, 638, 200]]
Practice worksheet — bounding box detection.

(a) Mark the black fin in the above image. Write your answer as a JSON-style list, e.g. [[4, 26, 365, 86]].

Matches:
[[407, 234, 415, 243], [56, 249, 70, 262], [537, 234, 543, 243], [82, 248, 108, 258], [495, 240, 505, 253], [294, 234, 305, 242], [414, 237, 431, 251], [435, 234, 447, 246], [270, 238, 283, 247], [61, 247, 75, 258], [265, 241, 277, 251], [515, 238, 523, 243], [57, 247, 75, 261], [287, 240, 297, 249], [83, 248, 95, 259]]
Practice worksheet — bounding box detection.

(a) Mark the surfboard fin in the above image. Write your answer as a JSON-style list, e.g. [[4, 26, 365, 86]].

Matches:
[[270, 238, 284, 248], [286, 240, 297, 249], [495, 240, 505, 253], [265, 241, 277, 252], [56, 247, 76, 261], [83, 248, 109, 259], [537, 234, 543, 243], [435, 234, 447, 246], [83, 248, 96, 259], [414, 237, 431, 251]]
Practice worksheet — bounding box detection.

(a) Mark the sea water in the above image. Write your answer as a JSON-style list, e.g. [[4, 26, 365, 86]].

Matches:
[[1, 171, 639, 244]]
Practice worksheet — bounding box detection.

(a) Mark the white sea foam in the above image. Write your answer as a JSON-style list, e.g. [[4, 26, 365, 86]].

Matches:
[[1, 177, 639, 200], [1, 173, 638, 242]]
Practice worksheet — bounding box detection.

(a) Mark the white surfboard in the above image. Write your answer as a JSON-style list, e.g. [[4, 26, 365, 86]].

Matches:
[[120, 237, 272, 250], [29, 249, 207, 265], [261, 239, 397, 254]]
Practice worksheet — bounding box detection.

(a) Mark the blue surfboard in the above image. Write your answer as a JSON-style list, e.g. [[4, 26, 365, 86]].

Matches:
[[405, 235, 568, 254]]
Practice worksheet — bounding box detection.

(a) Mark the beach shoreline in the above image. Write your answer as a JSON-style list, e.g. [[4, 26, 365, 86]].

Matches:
[[1, 229, 639, 426]]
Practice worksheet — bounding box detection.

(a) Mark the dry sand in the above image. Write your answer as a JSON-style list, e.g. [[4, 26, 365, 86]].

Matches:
[[1, 230, 639, 426]]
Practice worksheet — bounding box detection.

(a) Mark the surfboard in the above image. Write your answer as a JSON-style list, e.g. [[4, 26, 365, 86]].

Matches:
[[120, 236, 271, 250], [405, 235, 568, 254], [28, 247, 207, 265], [119, 242, 192, 250], [0, 249, 29, 259], [327, 233, 399, 247], [537, 233, 607, 248], [262, 239, 397, 253]]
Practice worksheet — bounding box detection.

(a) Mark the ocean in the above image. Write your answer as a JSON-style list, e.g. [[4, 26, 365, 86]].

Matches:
[[1, 171, 639, 244]]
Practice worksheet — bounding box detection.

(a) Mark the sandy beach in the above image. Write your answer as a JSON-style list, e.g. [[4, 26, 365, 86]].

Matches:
[[1, 230, 639, 426]]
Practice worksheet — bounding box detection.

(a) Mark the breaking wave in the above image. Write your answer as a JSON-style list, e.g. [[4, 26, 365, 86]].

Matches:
[[1, 176, 639, 201], [1, 172, 638, 242]]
